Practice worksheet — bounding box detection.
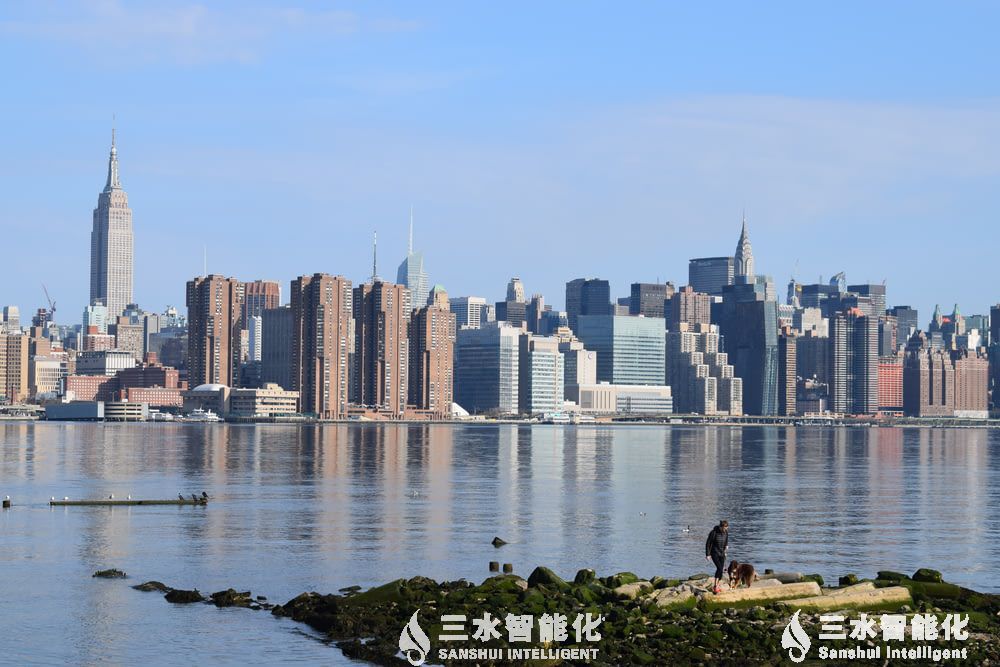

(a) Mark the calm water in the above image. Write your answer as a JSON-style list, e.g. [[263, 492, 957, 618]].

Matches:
[[1, 423, 998, 665]]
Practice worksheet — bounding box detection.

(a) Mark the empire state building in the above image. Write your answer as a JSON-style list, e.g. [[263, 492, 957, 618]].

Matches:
[[90, 129, 134, 317]]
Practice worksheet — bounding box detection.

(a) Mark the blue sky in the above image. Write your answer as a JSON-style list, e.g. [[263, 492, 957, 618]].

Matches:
[[2, 1, 999, 324]]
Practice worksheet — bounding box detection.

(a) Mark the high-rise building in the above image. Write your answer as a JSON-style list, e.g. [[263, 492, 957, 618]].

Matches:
[[451, 296, 490, 330], [0, 334, 29, 403], [629, 282, 673, 319], [666, 322, 742, 415], [291, 274, 352, 419], [506, 278, 526, 304], [353, 280, 410, 416], [408, 286, 455, 417], [576, 314, 665, 386], [991, 304, 1000, 409], [111, 316, 145, 361], [559, 338, 597, 403], [777, 328, 797, 416], [828, 309, 878, 415], [82, 301, 109, 334], [454, 321, 521, 415], [715, 282, 779, 416], [518, 335, 564, 415], [903, 333, 988, 418], [848, 284, 887, 317], [396, 215, 429, 309], [734, 216, 755, 283], [247, 315, 263, 362], [186, 275, 244, 388], [1, 306, 20, 333], [495, 299, 527, 327], [888, 306, 919, 343], [90, 129, 133, 318], [565, 278, 612, 332], [667, 286, 712, 331], [688, 257, 734, 296], [261, 306, 293, 390], [525, 294, 545, 334], [878, 353, 904, 414], [242, 280, 281, 322]]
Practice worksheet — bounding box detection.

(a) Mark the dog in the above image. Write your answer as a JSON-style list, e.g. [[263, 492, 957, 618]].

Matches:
[[727, 560, 758, 589]]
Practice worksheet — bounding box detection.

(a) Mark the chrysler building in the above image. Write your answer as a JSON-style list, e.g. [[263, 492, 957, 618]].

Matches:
[[90, 128, 134, 317]]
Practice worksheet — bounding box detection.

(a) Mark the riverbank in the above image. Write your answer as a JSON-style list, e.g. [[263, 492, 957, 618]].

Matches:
[[126, 566, 1000, 665]]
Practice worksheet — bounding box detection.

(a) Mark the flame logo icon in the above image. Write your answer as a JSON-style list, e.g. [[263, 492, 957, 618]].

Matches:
[[399, 610, 431, 666], [781, 609, 811, 663]]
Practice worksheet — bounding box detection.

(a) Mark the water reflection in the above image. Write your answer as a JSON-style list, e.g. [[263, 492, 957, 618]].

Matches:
[[0, 423, 997, 663]]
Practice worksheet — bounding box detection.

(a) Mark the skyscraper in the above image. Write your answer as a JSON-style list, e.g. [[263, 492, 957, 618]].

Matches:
[[90, 129, 134, 318], [396, 212, 429, 309], [734, 215, 754, 283], [828, 309, 878, 415], [688, 257, 734, 296], [261, 305, 293, 391], [576, 314, 665, 385], [518, 335, 564, 414], [408, 285, 455, 417], [451, 296, 490, 330], [290, 274, 352, 419], [242, 280, 281, 322], [630, 282, 673, 319], [715, 282, 779, 416], [353, 280, 410, 416], [565, 278, 611, 333], [454, 321, 521, 414], [185, 275, 243, 388], [667, 286, 712, 331]]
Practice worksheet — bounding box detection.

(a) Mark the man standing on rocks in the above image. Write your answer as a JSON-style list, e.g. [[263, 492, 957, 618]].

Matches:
[[705, 520, 729, 594]]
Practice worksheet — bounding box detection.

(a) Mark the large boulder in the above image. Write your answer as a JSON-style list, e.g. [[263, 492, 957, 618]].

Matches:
[[912, 568, 943, 583], [132, 581, 170, 592], [574, 568, 596, 585], [758, 572, 803, 584], [527, 566, 569, 590], [604, 572, 640, 588], [646, 587, 696, 610], [613, 581, 652, 600], [210, 588, 254, 608], [164, 588, 204, 603]]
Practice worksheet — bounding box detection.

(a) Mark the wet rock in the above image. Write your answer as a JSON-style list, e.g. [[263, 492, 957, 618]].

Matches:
[[613, 581, 652, 600], [132, 580, 170, 592], [605, 571, 640, 588], [804, 573, 825, 586], [210, 588, 253, 608], [164, 588, 205, 603], [913, 568, 943, 583], [526, 566, 568, 590], [839, 573, 859, 586], [574, 568, 596, 585], [491, 536, 507, 548], [93, 568, 127, 579], [877, 570, 907, 582], [337, 585, 361, 595]]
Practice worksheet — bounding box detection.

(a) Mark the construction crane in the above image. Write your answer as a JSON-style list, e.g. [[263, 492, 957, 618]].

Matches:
[[41, 284, 56, 324]]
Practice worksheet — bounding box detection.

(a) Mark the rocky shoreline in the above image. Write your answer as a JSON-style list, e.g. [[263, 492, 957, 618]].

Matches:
[[112, 566, 1000, 665]]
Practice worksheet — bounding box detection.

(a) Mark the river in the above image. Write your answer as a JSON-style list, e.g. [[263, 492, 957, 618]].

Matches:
[[1, 423, 996, 664]]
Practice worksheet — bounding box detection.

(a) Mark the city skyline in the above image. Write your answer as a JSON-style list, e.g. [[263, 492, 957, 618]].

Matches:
[[4, 3, 1000, 322]]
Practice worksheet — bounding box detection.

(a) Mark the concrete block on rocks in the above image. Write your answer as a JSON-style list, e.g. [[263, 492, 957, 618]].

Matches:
[[780, 585, 912, 612]]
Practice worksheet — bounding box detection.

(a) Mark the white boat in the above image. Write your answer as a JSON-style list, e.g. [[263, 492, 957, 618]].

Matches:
[[184, 409, 222, 423], [148, 410, 175, 422]]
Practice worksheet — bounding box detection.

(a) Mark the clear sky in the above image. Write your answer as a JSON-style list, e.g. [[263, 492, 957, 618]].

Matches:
[[2, 1, 999, 325]]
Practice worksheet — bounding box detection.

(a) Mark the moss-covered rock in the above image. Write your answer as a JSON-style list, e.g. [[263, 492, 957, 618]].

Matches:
[[803, 573, 824, 586], [839, 573, 858, 586], [913, 568, 943, 583], [573, 568, 595, 585], [132, 580, 170, 592], [526, 566, 568, 590], [605, 571, 639, 588]]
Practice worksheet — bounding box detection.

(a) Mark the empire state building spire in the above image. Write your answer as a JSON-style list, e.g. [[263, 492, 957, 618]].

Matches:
[[91, 126, 134, 317], [734, 211, 755, 282], [104, 127, 121, 192]]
